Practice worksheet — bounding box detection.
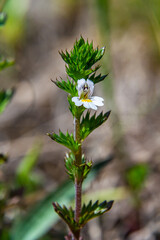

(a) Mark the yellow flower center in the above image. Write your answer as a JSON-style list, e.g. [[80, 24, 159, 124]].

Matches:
[[81, 99, 92, 102]]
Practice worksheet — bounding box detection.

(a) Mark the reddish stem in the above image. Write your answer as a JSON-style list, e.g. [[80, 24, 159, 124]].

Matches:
[[75, 180, 82, 223], [73, 116, 82, 240]]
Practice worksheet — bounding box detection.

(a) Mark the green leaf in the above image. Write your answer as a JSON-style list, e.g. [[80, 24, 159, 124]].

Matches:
[[126, 163, 149, 191], [0, 12, 7, 26], [10, 157, 112, 240], [53, 199, 113, 235], [52, 78, 77, 97], [47, 130, 80, 153], [89, 72, 109, 84], [80, 110, 111, 140], [0, 57, 14, 71], [53, 203, 79, 236], [16, 142, 42, 191], [79, 200, 113, 226], [65, 152, 92, 181], [0, 153, 8, 165], [0, 89, 14, 114], [59, 37, 105, 81]]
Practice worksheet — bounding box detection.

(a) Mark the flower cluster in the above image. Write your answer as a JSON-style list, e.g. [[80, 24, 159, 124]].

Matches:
[[72, 79, 104, 110]]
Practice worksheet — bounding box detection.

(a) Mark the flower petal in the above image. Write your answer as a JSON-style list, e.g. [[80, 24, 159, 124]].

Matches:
[[91, 96, 104, 106], [82, 101, 90, 109], [72, 97, 83, 106], [87, 79, 94, 96], [88, 102, 97, 110]]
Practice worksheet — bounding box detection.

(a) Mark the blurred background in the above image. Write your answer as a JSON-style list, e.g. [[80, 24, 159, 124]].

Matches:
[[0, 0, 160, 239]]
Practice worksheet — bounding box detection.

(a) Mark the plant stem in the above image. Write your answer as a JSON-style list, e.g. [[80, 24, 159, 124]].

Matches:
[[73, 116, 82, 239]]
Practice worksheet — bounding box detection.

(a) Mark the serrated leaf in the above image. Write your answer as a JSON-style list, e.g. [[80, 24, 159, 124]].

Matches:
[[0, 58, 14, 71], [89, 72, 109, 84], [0, 89, 14, 114], [79, 200, 113, 226], [80, 111, 111, 140], [47, 130, 80, 153], [53, 203, 79, 235], [52, 78, 77, 96]]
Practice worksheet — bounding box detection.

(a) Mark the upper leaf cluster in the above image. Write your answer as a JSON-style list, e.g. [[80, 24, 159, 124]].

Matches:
[[59, 36, 106, 82]]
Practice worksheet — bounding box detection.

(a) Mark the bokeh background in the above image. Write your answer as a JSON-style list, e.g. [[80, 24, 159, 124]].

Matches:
[[0, 0, 160, 239]]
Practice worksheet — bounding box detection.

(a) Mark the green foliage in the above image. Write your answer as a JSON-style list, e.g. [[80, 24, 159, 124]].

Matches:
[[2, 0, 29, 46], [11, 158, 109, 240], [11, 181, 74, 240], [89, 72, 108, 84], [47, 131, 80, 153], [53, 203, 79, 236], [0, 57, 14, 71], [0, 153, 8, 165], [79, 200, 113, 226], [0, 12, 7, 26], [0, 89, 14, 114], [16, 142, 42, 192], [59, 36, 105, 81], [53, 200, 113, 236], [126, 163, 149, 191], [65, 152, 92, 182], [80, 110, 111, 140], [52, 78, 77, 97]]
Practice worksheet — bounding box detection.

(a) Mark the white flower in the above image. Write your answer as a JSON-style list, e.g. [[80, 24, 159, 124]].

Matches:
[[72, 79, 104, 110]]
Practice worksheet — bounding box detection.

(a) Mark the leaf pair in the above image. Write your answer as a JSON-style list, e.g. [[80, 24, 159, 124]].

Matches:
[[65, 152, 92, 182], [53, 200, 114, 237]]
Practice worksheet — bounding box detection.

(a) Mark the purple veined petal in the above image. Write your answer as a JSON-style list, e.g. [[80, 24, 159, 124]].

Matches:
[[89, 101, 97, 110], [77, 79, 86, 90], [77, 79, 86, 97], [87, 79, 94, 96]]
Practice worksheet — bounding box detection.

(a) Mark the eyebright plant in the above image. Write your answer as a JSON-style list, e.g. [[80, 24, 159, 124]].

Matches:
[[48, 37, 113, 240]]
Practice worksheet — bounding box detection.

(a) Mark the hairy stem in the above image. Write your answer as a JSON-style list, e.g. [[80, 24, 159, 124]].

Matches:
[[73, 116, 82, 239]]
